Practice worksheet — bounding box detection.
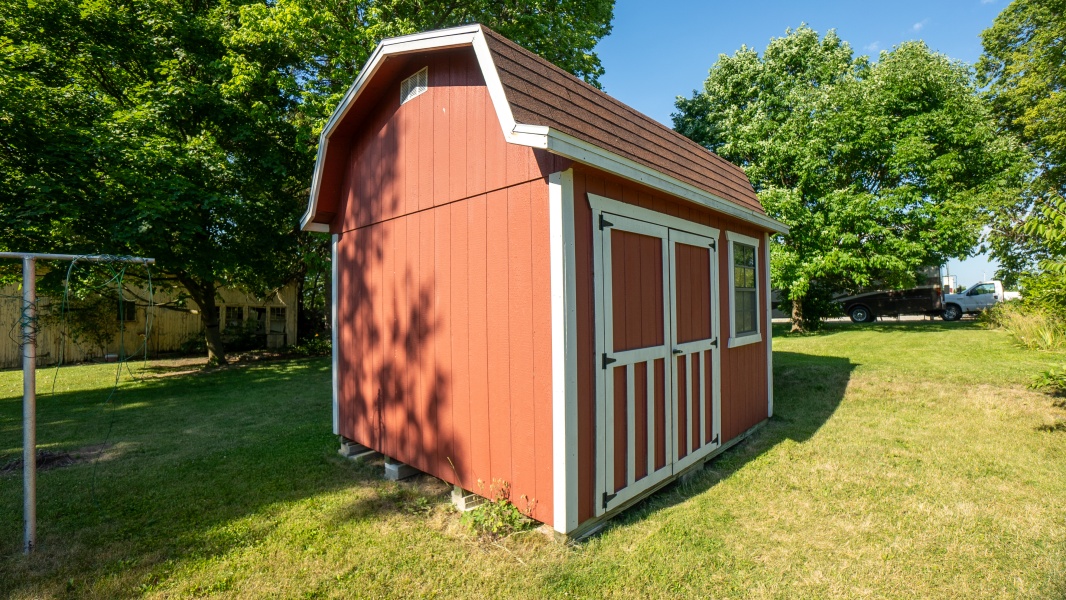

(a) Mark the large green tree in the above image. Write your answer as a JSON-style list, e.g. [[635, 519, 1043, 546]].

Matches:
[[0, 0, 614, 362], [978, 0, 1066, 283], [674, 26, 1028, 331]]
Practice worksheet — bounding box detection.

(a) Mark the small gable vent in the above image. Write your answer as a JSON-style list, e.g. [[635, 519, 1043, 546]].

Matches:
[[400, 67, 428, 105]]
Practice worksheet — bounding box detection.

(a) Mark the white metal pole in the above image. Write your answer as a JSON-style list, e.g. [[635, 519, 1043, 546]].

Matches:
[[0, 251, 155, 555], [22, 256, 36, 554]]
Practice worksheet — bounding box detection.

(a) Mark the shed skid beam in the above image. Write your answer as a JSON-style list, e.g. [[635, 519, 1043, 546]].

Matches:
[[383, 457, 420, 481]]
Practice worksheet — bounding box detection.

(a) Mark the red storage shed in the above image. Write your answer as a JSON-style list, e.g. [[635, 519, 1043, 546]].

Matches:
[[301, 24, 788, 537]]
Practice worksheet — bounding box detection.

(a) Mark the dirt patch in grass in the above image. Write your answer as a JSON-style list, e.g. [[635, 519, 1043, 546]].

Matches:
[[0, 443, 115, 476], [1037, 419, 1066, 433]]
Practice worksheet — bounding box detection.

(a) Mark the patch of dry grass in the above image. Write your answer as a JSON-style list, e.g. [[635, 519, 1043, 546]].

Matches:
[[1, 322, 1064, 598]]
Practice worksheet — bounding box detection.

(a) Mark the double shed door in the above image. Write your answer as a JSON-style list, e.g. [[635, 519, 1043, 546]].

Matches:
[[593, 205, 721, 516]]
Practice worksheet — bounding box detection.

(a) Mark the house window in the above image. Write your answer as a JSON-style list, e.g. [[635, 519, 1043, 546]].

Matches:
[[269, 307, 287, 334], [225, 306, 245, 329], [727, 232, 762, 348], [117, 299, 136, 322], [250, 307, 267, 334]]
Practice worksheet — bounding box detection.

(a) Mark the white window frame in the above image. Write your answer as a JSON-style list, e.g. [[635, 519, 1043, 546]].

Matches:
[[726, 231, 762, 348]]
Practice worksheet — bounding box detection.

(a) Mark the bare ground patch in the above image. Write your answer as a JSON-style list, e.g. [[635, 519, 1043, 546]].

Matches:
[[0, 443, 115, 475]]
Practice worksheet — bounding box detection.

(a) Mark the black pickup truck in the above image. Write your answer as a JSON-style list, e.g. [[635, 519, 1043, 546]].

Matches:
[[834, 267, 944, 323]]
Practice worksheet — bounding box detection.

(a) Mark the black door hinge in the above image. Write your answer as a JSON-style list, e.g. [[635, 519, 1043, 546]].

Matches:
[[599, 214, 614, 230], [602, 491, 617, 509], [709, 239, 716, 250], [711, 338, 718, 348], [602, 353, 616, 369], [711, 434, 719, 445]]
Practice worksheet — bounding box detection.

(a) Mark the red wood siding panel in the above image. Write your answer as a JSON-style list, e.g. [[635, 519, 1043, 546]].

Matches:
[[634, 362, 649, 481], [674, 243, 712, 344], [610, 230, 665, 352], [612, 366, 627, 493], [676, 356, 688, 459], [572, 165, 770, 523], [334, 48, 535, 235], [653, 358, 666, 471], [332, 49, 558, 525]]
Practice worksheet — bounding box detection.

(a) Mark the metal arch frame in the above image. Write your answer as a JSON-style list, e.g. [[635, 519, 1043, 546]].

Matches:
[[0, 252, 155, 554]]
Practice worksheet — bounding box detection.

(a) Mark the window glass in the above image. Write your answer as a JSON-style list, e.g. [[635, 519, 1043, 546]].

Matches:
[[117, 299, 136, 322], [972, 284, 995, 295], [733, 242, 758, 336], [225, 306, 245, 329], [270, 307, 286, 334], [250, 307, 267, 333]]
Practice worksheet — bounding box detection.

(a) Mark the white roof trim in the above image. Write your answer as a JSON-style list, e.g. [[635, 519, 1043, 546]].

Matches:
[[538, 129, 788, 234], [301, 24, 788, 236]]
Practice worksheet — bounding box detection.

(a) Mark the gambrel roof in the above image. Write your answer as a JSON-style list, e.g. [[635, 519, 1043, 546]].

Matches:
[[301, 24, 785, 233]]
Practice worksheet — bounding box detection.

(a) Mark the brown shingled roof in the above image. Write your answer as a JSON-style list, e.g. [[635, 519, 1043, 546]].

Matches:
[[480, 27, 764, 213]]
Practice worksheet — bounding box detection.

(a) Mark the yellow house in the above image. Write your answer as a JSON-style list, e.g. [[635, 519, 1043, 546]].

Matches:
[[0, 282, 298, 368]]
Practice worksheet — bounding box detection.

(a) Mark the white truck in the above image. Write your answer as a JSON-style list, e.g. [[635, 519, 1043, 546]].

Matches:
[[940, 281, 1021, 321]]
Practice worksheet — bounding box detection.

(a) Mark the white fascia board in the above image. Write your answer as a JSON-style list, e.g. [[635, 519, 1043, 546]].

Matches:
[[544, 130, 788, 234], [301, 25, 481, 232]]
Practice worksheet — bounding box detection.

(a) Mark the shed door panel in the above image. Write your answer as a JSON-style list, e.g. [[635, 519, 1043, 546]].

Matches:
[[669, 230, 721, 473], [594, 212, 722, 517], [596, 214, 674, 515]]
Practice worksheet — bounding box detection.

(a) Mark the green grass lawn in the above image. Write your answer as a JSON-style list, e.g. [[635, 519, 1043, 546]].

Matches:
[[1, 322, 1064, 599]]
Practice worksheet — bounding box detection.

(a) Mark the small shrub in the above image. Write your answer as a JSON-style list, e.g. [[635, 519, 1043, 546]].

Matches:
[[177, 333, 206, 355], [222, 321, 263, 351], [1031, 365, 1066, 397], [460, 479, 534, 540], [984, 302, 1066, 350], [1019, 271, 1066, 320], [286, 335, 331, 357]]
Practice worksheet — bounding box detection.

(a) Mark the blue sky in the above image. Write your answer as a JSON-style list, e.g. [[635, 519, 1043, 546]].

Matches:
[[594, 0, 1007, 286]]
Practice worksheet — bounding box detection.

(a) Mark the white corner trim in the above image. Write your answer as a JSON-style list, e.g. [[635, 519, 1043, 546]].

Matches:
[[331, 233, 340, 435], [587, 193, 720, 240], [549, 169, 579, 534], [726, 230, 763, 349], [765, 231, 774, 418]]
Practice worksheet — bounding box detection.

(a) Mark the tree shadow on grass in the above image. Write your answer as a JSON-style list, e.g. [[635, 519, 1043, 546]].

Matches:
[[779, 320, 982, 337], [587, 350, 856, 536], [0, 357, 430, 598]]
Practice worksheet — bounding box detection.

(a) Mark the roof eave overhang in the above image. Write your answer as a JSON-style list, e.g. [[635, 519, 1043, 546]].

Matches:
[[301, 25, 788, 236], [534, 129, 788, 234]]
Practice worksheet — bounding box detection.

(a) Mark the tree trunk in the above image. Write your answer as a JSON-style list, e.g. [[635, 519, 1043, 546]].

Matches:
[[790, 296, 805, 334], [179, 276, 228, 365]]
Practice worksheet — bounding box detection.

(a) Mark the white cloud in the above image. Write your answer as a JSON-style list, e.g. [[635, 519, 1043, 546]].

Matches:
[[912, 19, 929, 32], [864, 41, 881, 52], [981, 0, 995, 4]]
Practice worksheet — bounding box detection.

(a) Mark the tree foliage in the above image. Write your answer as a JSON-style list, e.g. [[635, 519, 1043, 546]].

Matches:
[[978, 0, 1066, 286], [979, 0, 1066, 196], [674, 26, 1028, 330], [0, 0, 614, 360]]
